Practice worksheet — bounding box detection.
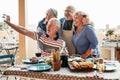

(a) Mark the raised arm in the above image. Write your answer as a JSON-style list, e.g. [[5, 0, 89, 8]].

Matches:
[[5, 15, 36, 40]]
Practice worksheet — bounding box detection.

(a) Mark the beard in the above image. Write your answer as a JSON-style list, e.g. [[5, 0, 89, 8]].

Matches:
[[65, 14, 70, 18]]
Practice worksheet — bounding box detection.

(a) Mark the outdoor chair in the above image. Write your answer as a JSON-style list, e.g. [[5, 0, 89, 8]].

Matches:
[[0, 54, 17, 80]]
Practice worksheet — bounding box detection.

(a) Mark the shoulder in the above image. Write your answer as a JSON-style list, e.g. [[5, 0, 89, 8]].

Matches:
[[57, 39, 65, 43], [38, 18, 46, 24], [84, 25, 94, 31], [59, 18, 65, 23]]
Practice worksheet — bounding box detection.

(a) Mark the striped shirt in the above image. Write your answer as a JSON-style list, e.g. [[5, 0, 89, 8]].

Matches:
[[34, 32, 66, 55]]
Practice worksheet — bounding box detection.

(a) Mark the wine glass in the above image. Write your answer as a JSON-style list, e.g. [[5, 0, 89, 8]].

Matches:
[[35, 48, 42, 63], [91, 49, 98, 64], [35, 52, 41, 63], [35, 52, 41, 58]]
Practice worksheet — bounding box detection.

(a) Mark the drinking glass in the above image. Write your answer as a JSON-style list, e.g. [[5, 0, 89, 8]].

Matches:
[[97, 63, 105, 73], [35, 52, 41, 63], [91, 49, 98, 64], [35, 52, 41, 58], [35, 48, 42, 63]]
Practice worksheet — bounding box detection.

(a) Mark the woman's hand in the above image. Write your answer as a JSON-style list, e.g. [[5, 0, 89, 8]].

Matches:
[[81, 54, 88, 59], [81, 49, 91, 59]]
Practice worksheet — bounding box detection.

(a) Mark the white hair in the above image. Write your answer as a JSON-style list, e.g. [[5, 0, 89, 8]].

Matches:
[[47, 8, 58, 18], [48, 18, 60, 28]]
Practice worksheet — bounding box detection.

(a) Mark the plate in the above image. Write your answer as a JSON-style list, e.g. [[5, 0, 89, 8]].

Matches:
[[95, 63, 117, 72], [104, 63, 116, 71], [68, 61, 94, 72], [27, 63, 51, 71], [68, 57, 85, 62], [22, 58, 44, 64]]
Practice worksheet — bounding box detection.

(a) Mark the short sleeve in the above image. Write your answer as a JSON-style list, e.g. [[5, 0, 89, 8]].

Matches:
[[33, 31, 43, 40]]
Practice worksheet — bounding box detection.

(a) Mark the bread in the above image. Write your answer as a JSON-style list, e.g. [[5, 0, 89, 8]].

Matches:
[[79, 62, 94, 69], [71, 61, 79, 69]]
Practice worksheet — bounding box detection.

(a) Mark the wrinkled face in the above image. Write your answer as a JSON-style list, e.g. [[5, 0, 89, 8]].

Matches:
[[47, 20, 59, 36], [73, 14, 83, 27], [64, 7, 74, 18]]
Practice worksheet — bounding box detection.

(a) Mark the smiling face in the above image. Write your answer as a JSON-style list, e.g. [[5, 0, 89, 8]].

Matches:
[[73, 12, 83, 27], [46, 18, 60, 37], [73, 11, 89, 28], [64, 6, 75, 20]]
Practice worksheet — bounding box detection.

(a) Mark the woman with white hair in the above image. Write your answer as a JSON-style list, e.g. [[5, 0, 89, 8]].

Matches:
[[5, 16, 66, 56], [36, 8, 58, 52], [37, 8, 58, 33]]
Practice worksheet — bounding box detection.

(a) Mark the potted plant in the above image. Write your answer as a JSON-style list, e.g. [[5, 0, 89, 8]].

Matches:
[[105, 29, 114, 40], [52, 49, 61, 71]]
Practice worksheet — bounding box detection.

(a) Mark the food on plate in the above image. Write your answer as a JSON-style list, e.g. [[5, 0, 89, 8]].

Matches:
[[78, 62, 94, 69], [30, 57, 38, 62], [71, 61, 79, 69], [45, 57, 52, 65]]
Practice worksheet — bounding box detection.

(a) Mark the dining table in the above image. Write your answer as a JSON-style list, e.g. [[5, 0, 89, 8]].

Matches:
[[2, 58, 120, 80]]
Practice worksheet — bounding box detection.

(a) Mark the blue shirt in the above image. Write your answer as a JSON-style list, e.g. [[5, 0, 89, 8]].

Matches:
[[37, 18, 47, 32], [72, 25, 100, 57]]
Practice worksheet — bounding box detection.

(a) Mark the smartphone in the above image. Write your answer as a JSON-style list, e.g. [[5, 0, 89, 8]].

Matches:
[[2, 14, 7, 21]]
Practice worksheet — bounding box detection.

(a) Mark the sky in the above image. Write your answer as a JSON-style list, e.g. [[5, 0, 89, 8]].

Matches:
[[0, 0, 18, 23], [0, 0, 120, 29], [27, 0, 120, 29]]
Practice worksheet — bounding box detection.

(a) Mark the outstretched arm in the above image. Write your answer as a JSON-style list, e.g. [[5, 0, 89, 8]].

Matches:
[[5, 15, 36, 40]]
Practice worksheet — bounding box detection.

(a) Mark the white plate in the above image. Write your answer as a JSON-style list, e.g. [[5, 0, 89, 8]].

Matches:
[[95, 63, 117, 72], [104, 64, 116, 71], [22, 58, 44, 64]]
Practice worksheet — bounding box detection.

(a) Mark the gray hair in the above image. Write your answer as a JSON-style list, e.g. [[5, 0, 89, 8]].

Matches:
[[48, 18, 60, 28], [66, 5, 76, 13], [47, 8, 58, 18]]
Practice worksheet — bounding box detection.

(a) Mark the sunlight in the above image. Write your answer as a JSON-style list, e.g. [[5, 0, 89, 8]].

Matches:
[[27, 0, 120, 29], [0, 0, 18, 24], [0, 0, 120, 29]]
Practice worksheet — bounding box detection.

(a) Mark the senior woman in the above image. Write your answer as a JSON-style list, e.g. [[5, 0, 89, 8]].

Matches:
[[37, 8, 58, 33], [72, 11, 100, 59], [5, 16, 67, 56]]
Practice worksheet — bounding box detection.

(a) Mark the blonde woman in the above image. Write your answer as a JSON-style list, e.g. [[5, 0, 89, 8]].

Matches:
[[72, 11, 100, 59]]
